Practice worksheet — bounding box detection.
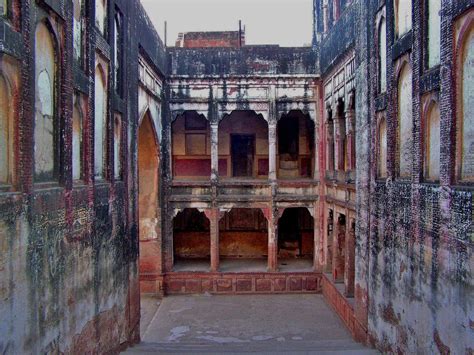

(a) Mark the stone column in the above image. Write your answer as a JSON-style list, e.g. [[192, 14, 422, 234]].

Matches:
[[332, 213, 345, 282], [210, 123, 219, 182], [345, 91, 356, 172], [263, 206, 278, 272], [334, 104, 346, 172], [269, 122, 277, 181], [344, 217, 356, 297], [345, 108, 355, 172], [205, 208, 220, 272], [325, 210, 334, 273], [312, 205, 321, 272], [326, 119, 334, 172]]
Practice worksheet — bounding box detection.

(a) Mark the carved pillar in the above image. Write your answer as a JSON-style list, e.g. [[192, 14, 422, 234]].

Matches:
[[332, 213, 345, 282], [325, 209, 334, 273], [210, 123, 219, 182], [205, 208, 220, 272], [262, 206, 279, 272], [344, 218, 356, 297], [334, 100, 346, 172], [269, 122, 277, 181], [345, 91, 356, 172], [310, 206, 321, 272], [326, 115, 335, 172]]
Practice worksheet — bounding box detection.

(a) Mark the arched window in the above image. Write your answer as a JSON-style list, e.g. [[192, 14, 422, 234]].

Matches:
[[72, 96, 83, 181], [95, 0, 107, 36], [378, 17, 387, 93], [398, 63, 413, 178], [94, 64, 107, 179], [457, 24, 474, 181], [114, 10, 123, 96], [378, 117, 387, 178], [0, 74, 12, 184], [34, 22, 57, 181], [427, 0, 441, 68], [394, 0, 412, 38], [424, 102, 440, 181]]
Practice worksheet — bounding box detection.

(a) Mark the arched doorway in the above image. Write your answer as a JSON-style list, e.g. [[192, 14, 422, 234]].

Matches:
[[138, 111, 161, 294], [277, 208, 314, 271], [277, 111, 315, 179], [218, 110, 269, 179], [173, 208, 210, 272], [219, 208, 268, 272]]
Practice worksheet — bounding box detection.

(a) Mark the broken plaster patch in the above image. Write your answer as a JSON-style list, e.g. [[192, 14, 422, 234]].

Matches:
[[196, 335, 249, 344], [167, 326, 190, 341]]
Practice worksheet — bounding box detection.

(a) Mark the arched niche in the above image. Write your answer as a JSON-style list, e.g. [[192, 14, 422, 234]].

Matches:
[[94, 63, 107, 179], [34, 21, 57, 181], [424, 100, 440, 181], [72, 95, 83, 181], [0, 74, 13, 184], [138, 111, 160, 242], [397, 62, 413, 178], [456, 17, 474, 181]]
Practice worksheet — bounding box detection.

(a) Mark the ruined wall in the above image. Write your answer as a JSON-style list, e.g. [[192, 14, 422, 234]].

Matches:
[[169, 46, 317, 76], [176, 31, 245, 48], [0, 0, 166, 353], [315, 0, 474, 352], [360, 1, 474, 353]]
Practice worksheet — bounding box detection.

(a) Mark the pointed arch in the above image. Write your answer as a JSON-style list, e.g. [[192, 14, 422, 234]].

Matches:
[[455, 12, 474, 181], [94, 61, 107, 179], [72, 94, 84, 180], [397, 61, 413, 178], [0, 73, 13, 184], [34, 20, 58, 181]]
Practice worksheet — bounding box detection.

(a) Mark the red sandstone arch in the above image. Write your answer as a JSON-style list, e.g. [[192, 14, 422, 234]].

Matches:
[[277, 110, 315, 179], [138, 110, 161, 294], [218, 110, 269, 179]]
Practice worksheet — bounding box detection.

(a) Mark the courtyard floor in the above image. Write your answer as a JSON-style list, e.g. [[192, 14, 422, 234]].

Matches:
[[124, 294, 378, 354]]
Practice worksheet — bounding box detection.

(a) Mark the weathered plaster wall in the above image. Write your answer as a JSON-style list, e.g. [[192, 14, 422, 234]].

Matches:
[[362, 1, 474, 353], [168, 46, 318, 76], [0, 0, 167, 353]]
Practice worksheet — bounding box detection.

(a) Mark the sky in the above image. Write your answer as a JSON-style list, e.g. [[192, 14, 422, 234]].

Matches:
[[140, 0, 314, 47]]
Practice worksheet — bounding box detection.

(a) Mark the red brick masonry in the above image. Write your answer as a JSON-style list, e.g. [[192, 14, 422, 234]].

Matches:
[[321, 274, 367, 344], [161, 272, 322, 294]]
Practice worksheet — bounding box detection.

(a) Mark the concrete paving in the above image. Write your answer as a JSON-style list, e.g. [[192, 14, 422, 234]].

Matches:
[[125, 294, 378, 354]]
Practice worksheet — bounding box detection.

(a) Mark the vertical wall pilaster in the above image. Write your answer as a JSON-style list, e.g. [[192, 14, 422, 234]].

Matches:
[[335, 105, 346, 172], [345, 92, 356, 171], [326, 110, 335, 172], [344, 217, 355, 297]]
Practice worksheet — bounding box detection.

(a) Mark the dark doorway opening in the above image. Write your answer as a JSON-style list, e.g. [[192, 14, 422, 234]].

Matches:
[[277, 208, 314, 271], [278, 116, 299, 159], [173, 208, 210, 272], [231, 134, 255, 177]]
